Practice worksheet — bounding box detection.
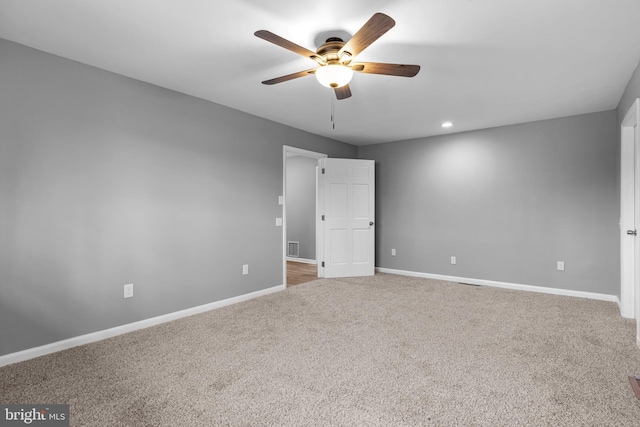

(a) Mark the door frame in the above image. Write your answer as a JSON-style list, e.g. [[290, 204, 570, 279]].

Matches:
[[282, 146, 327, 286], [620, 99, 640, 324]]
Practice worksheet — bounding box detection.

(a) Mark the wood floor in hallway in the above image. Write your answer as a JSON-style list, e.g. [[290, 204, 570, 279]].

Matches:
[[287, 260, 318, 286]]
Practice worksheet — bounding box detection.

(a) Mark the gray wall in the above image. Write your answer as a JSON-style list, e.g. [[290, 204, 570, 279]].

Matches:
[[0, 39, 356, 357], [286, 156, 317, 260], [359, 111, 619, 295]]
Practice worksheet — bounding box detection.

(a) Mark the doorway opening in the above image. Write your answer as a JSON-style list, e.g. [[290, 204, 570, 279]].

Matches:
[[283, 146, 327, 287]]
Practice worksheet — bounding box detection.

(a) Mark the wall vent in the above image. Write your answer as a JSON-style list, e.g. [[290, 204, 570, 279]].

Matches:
[[287, 241, 300, 258]]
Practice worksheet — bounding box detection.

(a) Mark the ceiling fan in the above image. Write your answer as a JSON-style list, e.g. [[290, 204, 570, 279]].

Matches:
[[254, 13, 420, 100]]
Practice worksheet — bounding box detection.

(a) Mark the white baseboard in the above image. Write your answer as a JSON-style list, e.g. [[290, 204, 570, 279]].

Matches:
[[376, 267, 618, 303], [614, 296, 626, 318], [0, 284, 286, 368], [286, 257, 317, 265]]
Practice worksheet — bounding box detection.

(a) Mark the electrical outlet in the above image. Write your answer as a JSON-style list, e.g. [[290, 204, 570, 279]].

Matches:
[[124, 283, 133, 299], [557, 261, 565, 271], [243, 264, 249, 275], [451, 256, 457, 265], [278, 196, 283, 205], [391, 248, 396, 256], [276, 218, 283, 226]]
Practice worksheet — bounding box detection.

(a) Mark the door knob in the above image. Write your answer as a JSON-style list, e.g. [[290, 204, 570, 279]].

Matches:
[[627, 229, 637, 236], [369, 221, 375, 226]]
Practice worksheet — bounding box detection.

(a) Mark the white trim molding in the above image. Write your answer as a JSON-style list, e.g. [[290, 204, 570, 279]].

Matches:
[[376, 268, 618, 303], [0, 284, 285, 368], [286, 257, 317, 264]]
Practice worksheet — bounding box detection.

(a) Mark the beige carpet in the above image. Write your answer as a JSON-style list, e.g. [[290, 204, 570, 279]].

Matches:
[[1, 273, 640, 426]]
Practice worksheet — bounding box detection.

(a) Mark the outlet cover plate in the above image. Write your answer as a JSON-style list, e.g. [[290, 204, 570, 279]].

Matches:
[[124, 283, 133, 299]]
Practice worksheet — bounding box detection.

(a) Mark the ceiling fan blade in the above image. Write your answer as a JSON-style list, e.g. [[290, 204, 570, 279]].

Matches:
[[254, 30, 322, 63], [339, 13, 396, 60], [261, 68, 317, 85], [334, 85, 352, 100], [351, 62, 420, 77]]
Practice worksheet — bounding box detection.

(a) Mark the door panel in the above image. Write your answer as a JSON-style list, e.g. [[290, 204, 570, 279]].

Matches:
[[319, 158, 375, 278], [330, 229, 349, 264], [330, 184, 348, 218], [353, 184, 369, 218], [352, 229, 369, 263]]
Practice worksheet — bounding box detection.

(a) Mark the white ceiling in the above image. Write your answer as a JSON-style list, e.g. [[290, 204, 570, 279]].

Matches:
[[2, 0, 640, 146]]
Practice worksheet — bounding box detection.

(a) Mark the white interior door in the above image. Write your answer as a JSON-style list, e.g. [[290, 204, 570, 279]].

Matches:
[[621, 122, 635, 319], [620, 98, 640, 346], [318, 158, 375, 278], [634, 119, 640, 346]]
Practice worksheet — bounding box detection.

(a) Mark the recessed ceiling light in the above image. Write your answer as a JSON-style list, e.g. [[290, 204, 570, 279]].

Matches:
[[441, 121, 453, 128]]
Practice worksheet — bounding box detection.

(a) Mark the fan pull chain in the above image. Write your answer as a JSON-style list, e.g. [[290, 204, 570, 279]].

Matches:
[[331, 93, 336, 130]]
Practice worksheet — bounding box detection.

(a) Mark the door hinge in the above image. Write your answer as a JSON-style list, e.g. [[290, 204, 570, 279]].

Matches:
[[321, 168, 325, 174], [321, 261, 325, 267], [321, 215, 325, 221]]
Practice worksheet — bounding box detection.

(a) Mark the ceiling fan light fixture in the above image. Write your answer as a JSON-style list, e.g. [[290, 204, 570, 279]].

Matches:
[[256, 13, 419, 100], [315, 64, 353, 88]]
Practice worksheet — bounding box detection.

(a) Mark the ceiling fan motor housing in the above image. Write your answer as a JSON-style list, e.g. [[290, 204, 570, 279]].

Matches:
[[316, 37, 351, 65], [314, 38, 354, 88]]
